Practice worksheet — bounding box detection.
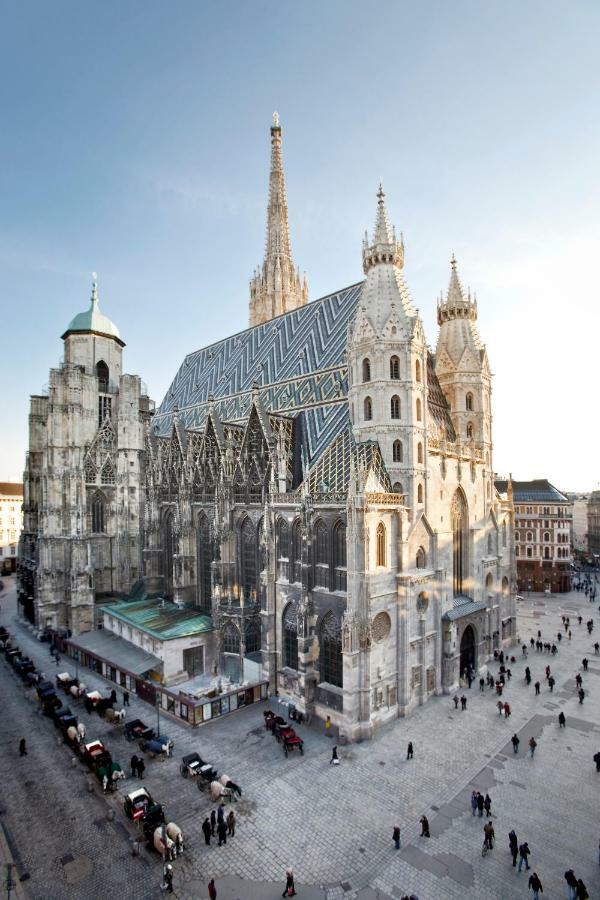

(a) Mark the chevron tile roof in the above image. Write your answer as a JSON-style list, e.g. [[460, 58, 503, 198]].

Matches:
[[153, 282, 363, 467]]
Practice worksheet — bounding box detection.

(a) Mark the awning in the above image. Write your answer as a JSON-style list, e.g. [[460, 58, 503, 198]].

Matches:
[[67, 629, 162, 676], [443, 600, 489, 622]]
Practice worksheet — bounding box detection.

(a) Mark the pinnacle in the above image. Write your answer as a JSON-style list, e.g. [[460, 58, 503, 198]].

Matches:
[[372, 184, 393, 245]]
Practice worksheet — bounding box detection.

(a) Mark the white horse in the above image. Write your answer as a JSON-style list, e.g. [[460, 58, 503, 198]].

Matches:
[[219, 774, 242, 797], [66, 725, 78, 743], [166, 822, 184, 855], [210, 781, 232, 803], [105, 708, 125, 724], [77, 722, 86, 742], [153, 826, 175, 861]]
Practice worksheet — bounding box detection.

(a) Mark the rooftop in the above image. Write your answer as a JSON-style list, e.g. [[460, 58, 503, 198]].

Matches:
[[61, 275, 124, 346], [101, 597, 213, 641], [494, 478, 569, 503], [0, 483, 23, 497]]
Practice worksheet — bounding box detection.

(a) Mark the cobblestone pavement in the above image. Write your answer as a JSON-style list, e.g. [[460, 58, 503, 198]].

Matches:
[[2, 576, 600, 899]]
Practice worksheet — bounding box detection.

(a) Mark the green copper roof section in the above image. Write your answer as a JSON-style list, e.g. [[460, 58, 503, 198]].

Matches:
[[100, 597, 214, 640], [62, 273, 124, 344]]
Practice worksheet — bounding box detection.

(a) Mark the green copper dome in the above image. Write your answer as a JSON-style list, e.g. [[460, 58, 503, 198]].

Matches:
[[62, 274, 123, 344]]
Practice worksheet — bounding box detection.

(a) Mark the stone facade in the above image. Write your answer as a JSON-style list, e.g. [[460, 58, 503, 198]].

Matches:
[[18, 278, 154, 632]]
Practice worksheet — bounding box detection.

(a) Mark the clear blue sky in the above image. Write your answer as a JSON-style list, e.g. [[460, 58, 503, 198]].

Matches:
[[1, 1, 599, 490]]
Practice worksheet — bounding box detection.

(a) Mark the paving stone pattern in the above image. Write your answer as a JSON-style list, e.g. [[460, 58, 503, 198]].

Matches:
[[2, 577, 600, 899]]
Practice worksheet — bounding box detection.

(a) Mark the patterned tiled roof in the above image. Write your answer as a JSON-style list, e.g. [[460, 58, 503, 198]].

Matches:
[[305, 429, 392, 494], [494, 479, 569, 503], [154, 280, 455, 470]]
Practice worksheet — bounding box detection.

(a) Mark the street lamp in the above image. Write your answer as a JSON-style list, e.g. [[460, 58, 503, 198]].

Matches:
[[155, 692, 161, 738], [73, 650, 79, 682]]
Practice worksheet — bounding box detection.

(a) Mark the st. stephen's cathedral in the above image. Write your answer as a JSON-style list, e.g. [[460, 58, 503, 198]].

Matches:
[[20, 114, 516, 740]]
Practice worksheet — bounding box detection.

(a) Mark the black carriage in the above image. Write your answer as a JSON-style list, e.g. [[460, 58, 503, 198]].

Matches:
[[125, 719, 155, 743], [180, 752, 217, 788]]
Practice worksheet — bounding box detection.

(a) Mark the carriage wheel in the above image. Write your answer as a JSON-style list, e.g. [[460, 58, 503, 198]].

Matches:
[[180, 765, 188, 778]]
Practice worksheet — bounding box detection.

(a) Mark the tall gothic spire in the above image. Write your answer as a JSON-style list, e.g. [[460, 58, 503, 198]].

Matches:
[[435, 254, 484, 362], [249, 113, 308, 328]]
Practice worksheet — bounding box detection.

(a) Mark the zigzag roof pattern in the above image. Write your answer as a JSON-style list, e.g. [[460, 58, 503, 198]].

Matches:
[[154, 283, 363, 467]]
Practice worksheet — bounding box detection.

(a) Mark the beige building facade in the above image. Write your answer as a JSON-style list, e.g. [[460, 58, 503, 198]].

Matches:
[[0, 482, 22, 574]]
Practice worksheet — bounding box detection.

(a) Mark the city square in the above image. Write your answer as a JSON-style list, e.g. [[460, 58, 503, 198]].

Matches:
[[1, 575, 598, 899]]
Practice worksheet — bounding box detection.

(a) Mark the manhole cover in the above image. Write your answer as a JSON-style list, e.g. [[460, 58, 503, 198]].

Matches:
[[60, 854, 75, 866]]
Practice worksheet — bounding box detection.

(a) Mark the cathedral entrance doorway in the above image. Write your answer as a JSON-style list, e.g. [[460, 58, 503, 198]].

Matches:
[[460, 625, 476, 676]]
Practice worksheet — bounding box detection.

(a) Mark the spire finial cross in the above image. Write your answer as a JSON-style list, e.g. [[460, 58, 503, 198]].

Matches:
[[272, 110, 280, 127]]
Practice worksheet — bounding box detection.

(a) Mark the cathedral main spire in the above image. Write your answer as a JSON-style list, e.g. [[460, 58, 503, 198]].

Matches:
[[249, 113, 308, 328]]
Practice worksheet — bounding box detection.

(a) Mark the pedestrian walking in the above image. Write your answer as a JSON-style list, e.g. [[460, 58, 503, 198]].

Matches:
[[594, 751, 600, 772], [594, 642, 599, 655], [217, 803, 225, 826], [497, 700, 504, 715], [483, 820, 495, 850], [534, 681, 540, 695], [329, 745, 339, 765], [55, 653, 60, 666], [558, 712, 566, 728], [407, 741, 414, 759], [137, 757, 145, 779], [393, 825, 401, 849], [518, 841, 531, 871], [545, 665, 551, 680], [578, 615, 583, 625], [282, 868, 296, 897], [578, 688, 585, 705], [484, 793, 492, 817], [162, 863, 174, 894], [569, 630, 572, 640], [420, 815, 430, 837], [325, 715, 332, 737], [470, 791, 478, 815], [208, 879, 217, 900], [479, 677, 485, 692], [210, 810, 216, 836], [576, 673, 583, 688], [123, 690, 130, 706], [202, 817, 212, 845], [558, 632, 562, 642], [565, 869, 578, 900], [217, 820, 227, 846], [509, 830, 518, 867], [530, 637, 535, 648], [130, 754, 138, 777], [528, 872, 543, 899], [548, 676, 555, 692], [460, 695, 467, 710], [504, 702, 511, 718], [529, 737, 537, 758], [511, 734, 520, 754], [477, 793, 485, 817], [227, 810, 236, 837], [576, 878, 589, 899], [583, 658, 589, 671], [19, 738, 27, 757], [453, 695, 459, 709], [522, 643, 528, 656]]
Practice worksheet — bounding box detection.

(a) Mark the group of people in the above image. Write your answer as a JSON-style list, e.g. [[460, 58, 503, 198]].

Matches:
[[129, 753, 146, 779], [470, 790, 493, 817], [202, 805, 236, 847]]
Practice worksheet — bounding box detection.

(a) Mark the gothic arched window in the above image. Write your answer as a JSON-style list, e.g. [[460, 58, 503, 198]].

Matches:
[[197, 514, 212, 608], [502, 521, 507, 547], [90, 491, 106, 534], [333, 519, 347, 591], [222, 621, 240, 654], [416, 397, 422, 421], [96, 360, 109, 392], [451, 489, 468, 597], [245, 619, 261, 654], [466, 392, 473, 411], [163, 507, 175, 597], [543, 531, 550, 542], [291, 518, 302, 583], [415, 359, 422, 382], [544, 547, 551, 560], [417, 483, 423, 503], [314, 519, 329, 588], [416, 546, 426, 569], [276, 518, 290, 580], [362, 358, 371, 382], [393, 482, 404, 496], [283, 603, 298, 669], [364, 397, 372, 421], [393, 439, 403, 462], [390, 356, 400, 380], [466, 422, 474, 440], [391, 395, 401, 419], [376, 522, 386, 567], [240, 518, 257, 601], [319, 611, 343, 688], [417, 442, 423, 464]]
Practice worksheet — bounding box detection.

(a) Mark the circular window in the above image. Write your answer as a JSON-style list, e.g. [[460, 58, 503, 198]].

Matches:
[[372, 612, 391, 642]]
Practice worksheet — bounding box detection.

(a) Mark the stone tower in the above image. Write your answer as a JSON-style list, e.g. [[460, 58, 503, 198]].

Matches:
[[20, 275, 153, 634], [347, 187, 428, 510], [435, 256, 494, 499], [249, 113, 308, 327]]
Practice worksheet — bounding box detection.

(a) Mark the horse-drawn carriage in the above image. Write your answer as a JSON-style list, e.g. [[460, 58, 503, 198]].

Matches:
[[6, 648, 22, 667], [138, 735, 174, 760], [84, 691, 114, 717], [15, 658, 35, 681], [104, 707, 126, 725], [124, 719, 154, 743], [81, 740, 112, 771], [264, 710, 286, 732], [52, 705, 73, 728], [144, 821, 184, 860], [96, 761, 126, 793], [179, 752, 217, 789], [278, 726, 304, 757], [65, 722, 87, 748], [124, 787, 161, 823], [56, 672, 79, 693]]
